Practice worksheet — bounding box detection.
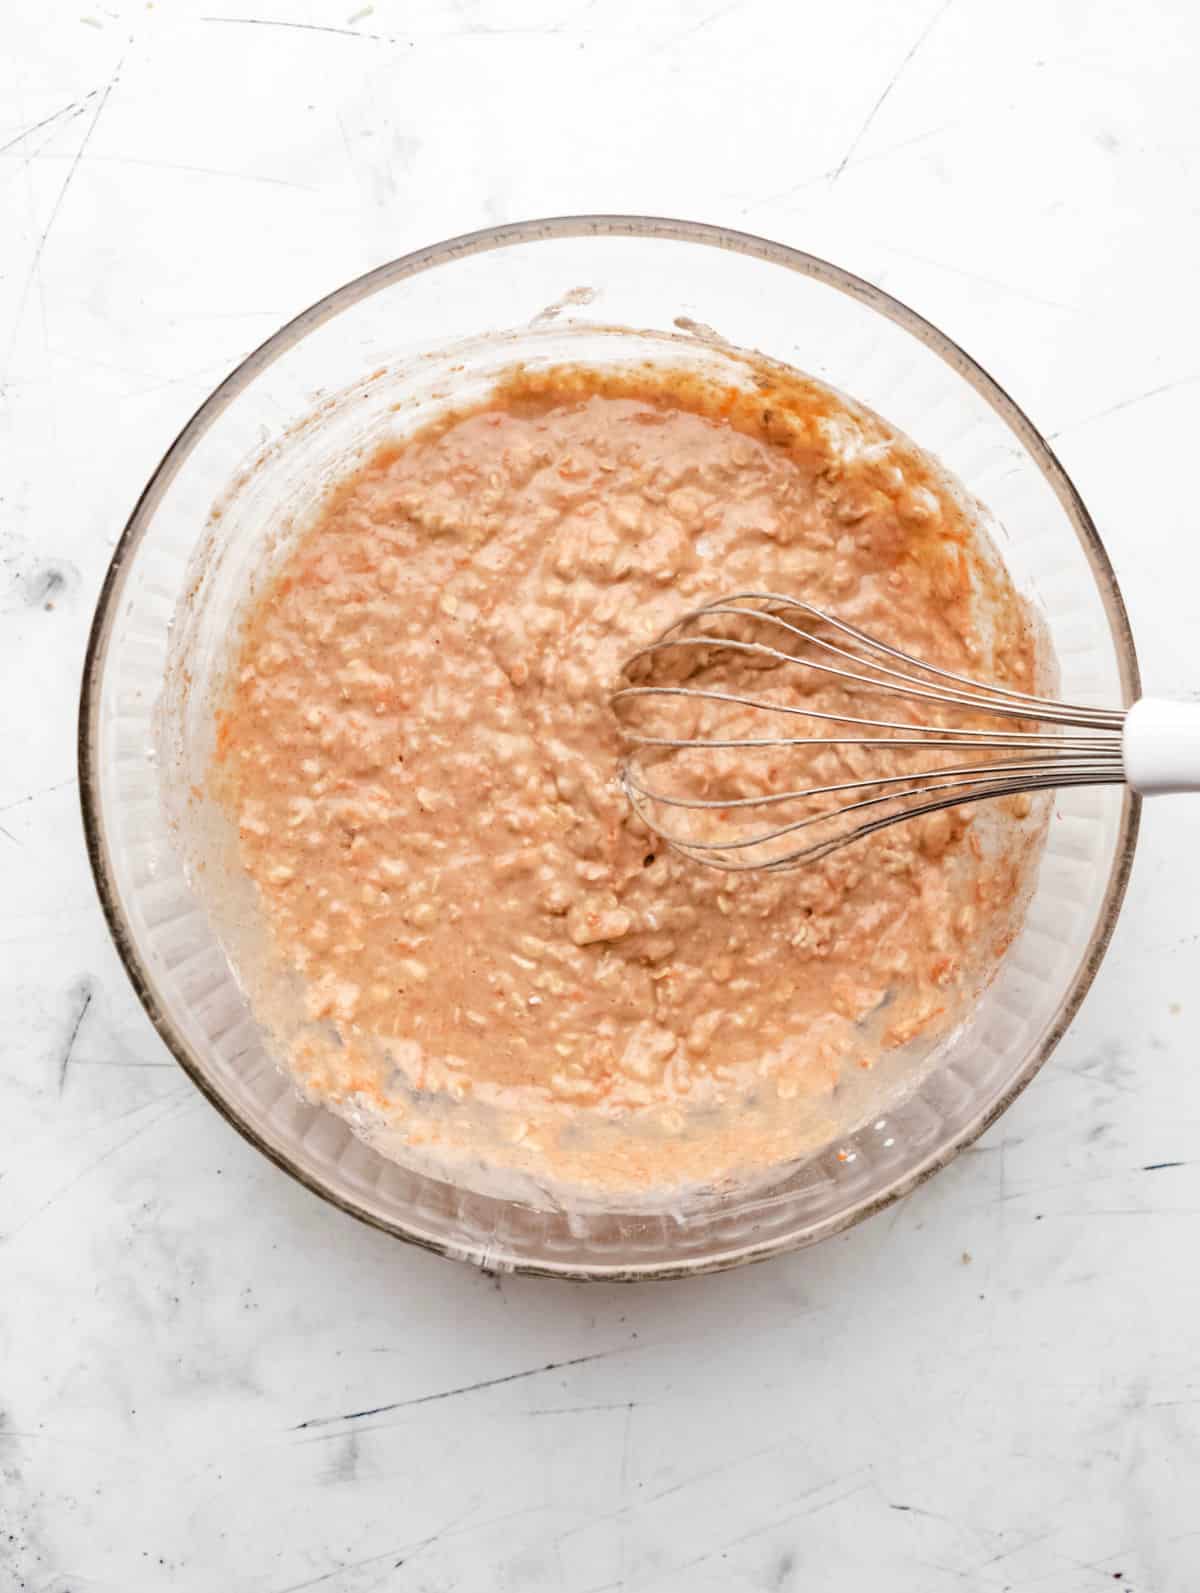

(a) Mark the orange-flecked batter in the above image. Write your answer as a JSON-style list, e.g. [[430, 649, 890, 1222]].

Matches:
[[212, 364, 1042, 1197]]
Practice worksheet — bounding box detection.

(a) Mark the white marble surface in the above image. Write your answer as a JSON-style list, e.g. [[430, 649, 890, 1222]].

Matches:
[[4, 1, 1200, 1587]]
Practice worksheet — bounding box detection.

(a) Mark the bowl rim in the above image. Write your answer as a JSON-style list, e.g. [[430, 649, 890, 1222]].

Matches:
[[78, 214, 1142, 1280]]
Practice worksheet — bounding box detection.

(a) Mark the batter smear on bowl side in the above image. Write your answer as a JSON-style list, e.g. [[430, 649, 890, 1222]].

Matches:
[[211, 363, 1046, 1197]]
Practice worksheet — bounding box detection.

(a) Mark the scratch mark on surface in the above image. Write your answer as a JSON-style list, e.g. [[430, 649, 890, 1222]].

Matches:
[[659, 1478, 870, 1584], [992, 1166, 1165, 1204], [462, 23, 569, 35], [334, 109, 356, 175], [969, 1523, 1063, 1572], [1046, 375, 1200, 441], [0, 1428, 131, 1459], [267, 1544, 423, 1593], [0, 93, 96, 156], [292, 1346, 631, 1431], [830, 0, 954, 184], [84, 153, 315, 191], [1039, 1207, 1200, 1218], [554, 1436, 813, 1551], [619, 1400, 634, 1489], [3, 57, 123, 378], [885, 1500, 979, 1532], [266, 1506, 475, 1592], [70, 1057, 176, 1070], [764, 122, 952, 206], [618, 1398, 634, 1590], [0, 822, 18, 846], [641, 0, 744, 62], [117, 357, 261, 402], [998, 1132, 1009, 1213], [393, 1504, 476, 1571], [529, 1401, 643, 1417], [201, 15, 387, 41], [1143, 1160, 1187, 1171], [0, 107, 91, 175], [2, 1093, 193, 1243], [874, 242, 1072, 311], [57, 980, 94, 1092], [8, 150, 315, 191], [160, 308, 283, 321]]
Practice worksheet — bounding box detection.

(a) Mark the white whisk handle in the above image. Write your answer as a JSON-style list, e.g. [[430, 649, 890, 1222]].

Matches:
[[1123, 697, 1200, 795]]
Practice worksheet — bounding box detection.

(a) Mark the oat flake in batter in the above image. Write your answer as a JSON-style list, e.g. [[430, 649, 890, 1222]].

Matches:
[[212, 363, 1044, 1197]]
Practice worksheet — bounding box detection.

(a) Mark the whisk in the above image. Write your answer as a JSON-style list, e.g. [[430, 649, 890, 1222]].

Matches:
[[612, 591, 1200, 872]]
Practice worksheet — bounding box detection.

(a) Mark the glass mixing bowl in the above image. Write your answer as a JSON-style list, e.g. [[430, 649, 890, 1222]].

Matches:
[[79, 217, 1140, 1279]]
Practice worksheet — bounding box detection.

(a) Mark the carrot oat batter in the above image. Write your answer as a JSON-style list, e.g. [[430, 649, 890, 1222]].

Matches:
[[213, 364, 1041, 1196]]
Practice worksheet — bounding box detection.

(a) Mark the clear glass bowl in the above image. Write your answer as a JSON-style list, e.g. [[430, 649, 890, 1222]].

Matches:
[[79, 217, 1140, 1279]]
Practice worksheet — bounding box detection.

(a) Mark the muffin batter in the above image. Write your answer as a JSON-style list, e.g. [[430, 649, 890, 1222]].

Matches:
[[212, 363, 1041, 1195]]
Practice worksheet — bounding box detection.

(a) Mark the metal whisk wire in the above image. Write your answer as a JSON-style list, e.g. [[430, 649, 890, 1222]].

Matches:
[[611, 591, 1130, 872]]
